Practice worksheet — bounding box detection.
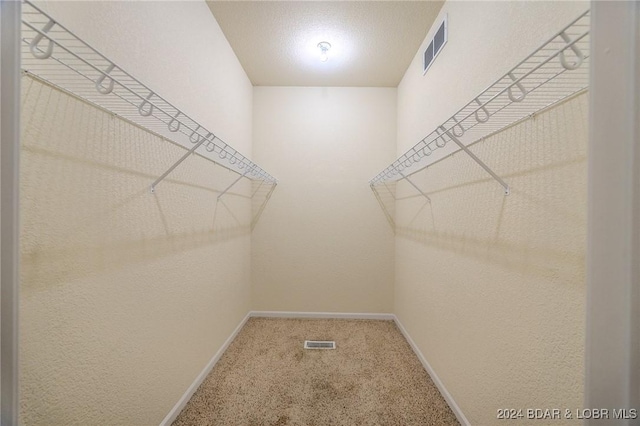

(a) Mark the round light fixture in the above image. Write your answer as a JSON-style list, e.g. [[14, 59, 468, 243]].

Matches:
[[317, 41, 331, 62]]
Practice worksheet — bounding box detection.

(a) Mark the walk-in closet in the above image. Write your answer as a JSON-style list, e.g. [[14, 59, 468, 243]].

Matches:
[[1, 0, 638, 425]]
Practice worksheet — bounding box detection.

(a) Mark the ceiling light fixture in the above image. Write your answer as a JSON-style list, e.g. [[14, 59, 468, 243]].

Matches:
[[317, 41, 331, 62]]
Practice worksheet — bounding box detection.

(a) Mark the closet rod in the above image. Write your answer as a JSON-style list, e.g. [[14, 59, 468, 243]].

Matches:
[[20, 0, 277, 190]]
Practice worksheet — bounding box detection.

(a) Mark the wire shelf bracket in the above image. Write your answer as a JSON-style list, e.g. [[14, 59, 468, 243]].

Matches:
[[381, 182, 396, 201], [150, 137, 208, 193], [20, 0, 277, 194], [398, 172, 431, 202], [442, 126, 510, 195], [370, 10, 590, 196], [217, 167, 252, 200]]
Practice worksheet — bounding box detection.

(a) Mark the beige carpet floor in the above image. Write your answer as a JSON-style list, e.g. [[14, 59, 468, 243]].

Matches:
[[173, 318, 460, 426]]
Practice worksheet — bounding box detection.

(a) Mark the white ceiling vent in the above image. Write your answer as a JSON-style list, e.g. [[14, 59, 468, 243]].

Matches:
[[304, 340, 336, 350], [423, 15, 448, 74]]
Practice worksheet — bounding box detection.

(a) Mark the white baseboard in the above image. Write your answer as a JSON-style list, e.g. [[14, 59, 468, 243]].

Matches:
[[159, 311, 251, 426], [249, 310, 395, 320], [393, 316, 471, 426], [160, 310, 468, 426]]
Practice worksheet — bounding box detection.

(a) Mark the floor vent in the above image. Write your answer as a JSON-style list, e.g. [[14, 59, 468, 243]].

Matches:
[[304, 340, 336, 350]]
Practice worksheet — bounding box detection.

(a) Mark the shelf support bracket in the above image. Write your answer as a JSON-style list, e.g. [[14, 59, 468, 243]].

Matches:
[[251, 179, 265, 198], [217, 167, 252, 200], [441, 126, 510, 195], [150, 137, 207, 193], [382, 182, 396, 200], [398, 172, 431, 203], [370, 184, 396, 229]]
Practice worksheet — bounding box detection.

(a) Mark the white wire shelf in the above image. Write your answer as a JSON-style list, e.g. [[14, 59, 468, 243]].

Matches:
[[20, 0, 277, 192], [370, 10, 590, 195]]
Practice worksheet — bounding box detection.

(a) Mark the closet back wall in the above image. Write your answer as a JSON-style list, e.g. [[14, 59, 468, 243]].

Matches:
[[252, 87, 396, 313], [21, 1, 253, 424]]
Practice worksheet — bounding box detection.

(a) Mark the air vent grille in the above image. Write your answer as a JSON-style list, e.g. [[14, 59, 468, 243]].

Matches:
[[304, 340, 336, 350], [423, 15, 448, 74]]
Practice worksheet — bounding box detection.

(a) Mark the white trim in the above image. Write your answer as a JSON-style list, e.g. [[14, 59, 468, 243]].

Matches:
[[393, 316, 471, 426], [158, 312, 251, 426], [1, 1, 22, 425], [586, 1, 640, 418], [249, 311, 395, 320]]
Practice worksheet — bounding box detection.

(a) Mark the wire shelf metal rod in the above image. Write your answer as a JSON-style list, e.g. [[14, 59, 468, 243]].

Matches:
[[23, 20, 211, 139], [22, 59, 251, 175], [22, 71, 233, 174], [20, 0, 277, 184], [441, 126, 510, 195], [217, 167, 253, 200], [398, 172, 431, 202], [24, 34, 261, 178], [23, 0, 199, 124], [373, 86, 588, 186], [370, 10, 590, 186], [150, 136, 208, 193], [421, 31, 589, 157]]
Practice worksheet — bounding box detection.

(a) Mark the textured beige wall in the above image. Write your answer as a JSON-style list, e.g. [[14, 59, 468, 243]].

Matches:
[[252, 87, 396, 313], [394, 2, 588, 425], [20, 2, 256, 425]]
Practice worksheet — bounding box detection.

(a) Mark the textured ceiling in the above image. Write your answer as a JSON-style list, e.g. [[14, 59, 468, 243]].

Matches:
[[206, 1, 444, 87]]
